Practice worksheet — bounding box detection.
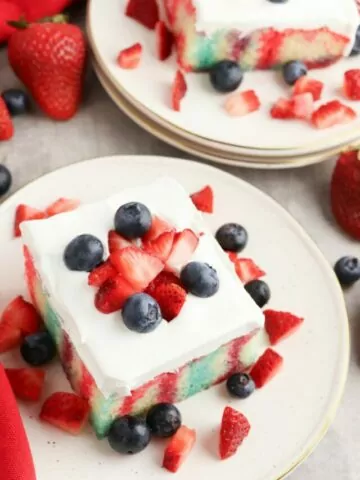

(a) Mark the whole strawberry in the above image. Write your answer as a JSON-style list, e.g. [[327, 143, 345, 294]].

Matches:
[[331, 150, 360, 240], [8, 19, 86, 121], [11, 0, 73, 22], [0, 97, 14, 141]]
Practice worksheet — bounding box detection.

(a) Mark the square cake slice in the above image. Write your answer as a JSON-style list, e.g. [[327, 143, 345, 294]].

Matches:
[[21, 178, 264, 438], [158, 0, 360, 71]]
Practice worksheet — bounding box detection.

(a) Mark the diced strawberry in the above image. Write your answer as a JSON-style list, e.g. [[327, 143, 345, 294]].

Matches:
[[143, 230, 175, 262], [250, 348, 283, 388], [145, 271, 182, 296], [264, 309, 304, 345], [95, 275, 138, 314], [125, 0, 159, 29], [233, 258, 266, 284], [166, 229, 199, 271], [172, 70, 187, 112], [108, 230, 132, 253], [224, 90, 260, 117], [311, 100, 357, 129], [110, 246, 164, 291], [270, 97, 294, 119], [45, 198, 80, 217], [292, 93, 314, 120], [14, 204, 45, 237], [0, 326, 21, 354], [163, 425, 196, 473], [155, 20, 173, 61], [344, 69, 360, 101], [293, 76, 324, 101], [117, 43, 143, 69], [219, 406, 251, 460], [142, 215, 174, 242], [190, 185, 214, 213], [152, 283, 186, 321], [5, 368, 46, 402], [88, 260, 117, 288], [227, 252, 238, 263], [40, 392, 90, 435]]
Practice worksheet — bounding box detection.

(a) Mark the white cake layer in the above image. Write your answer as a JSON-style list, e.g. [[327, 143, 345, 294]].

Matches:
[[21, 178, 264, 399]]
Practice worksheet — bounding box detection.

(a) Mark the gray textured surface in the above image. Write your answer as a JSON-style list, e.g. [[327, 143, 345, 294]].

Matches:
[[1, 42, 359, 479]]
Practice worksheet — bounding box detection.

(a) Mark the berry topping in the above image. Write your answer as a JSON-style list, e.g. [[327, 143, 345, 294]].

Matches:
[[226, 373, 255, 399], [224, 90, 260, 117], [151, 282, 187, 321], [88, 260, 117, 288], [1, 88, 30, 116], [114, 202, 152, 239], [5, 368, 45, 402], [163, 425, 196, 472], [244, 279, 271, 308], [145, 271, 182, 296], [230, 257, 266, 284], [64, 234, 104, 272], [0, 96, 14, 141], [334, 256, 360, 286], [209, 60, 243, 93], [172, 70, 187, 112], [143, 215, 174, 242], [350, 25, 360, 56], [20, 332, 56, 366], [117, 43, 143, 69], [343, 69, 360, 101], [219, 406, 251, 460], [291, 93, 314, 120], [108, 416, 151, 454], [45, 198, 80, 217], [95, 275, 137, 314], [108, 230, 133, 252], [110, 246, 164, 290], [311, 100, 356, 129], [125, 0, 159, 30], [250, 348, 283, 388], [14, 204, 45, 237], [270, 97, 294, 119], [216, 223, 248, 253], [147, 403, 182, 437], [190, 185, 214, 213], [180, 262, 219, 298], [293, 76, 324, 101], [166, 229, 199, 271], [143, 230, 175, 262], [0, 164, 11, 196], [282, 60, 307, 86], [155, 21, 173, 61], [264, 309, 304, 345], [122, 293, 162, 333], [40, 392, 90, 435]]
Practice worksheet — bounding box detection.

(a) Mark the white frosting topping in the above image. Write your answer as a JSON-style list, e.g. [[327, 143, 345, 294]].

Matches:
[[21, 178, 264, 399]]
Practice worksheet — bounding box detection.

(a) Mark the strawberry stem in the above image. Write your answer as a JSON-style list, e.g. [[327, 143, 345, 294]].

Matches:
[[7, 13, 68, 30], [7, 17, 28, 30]]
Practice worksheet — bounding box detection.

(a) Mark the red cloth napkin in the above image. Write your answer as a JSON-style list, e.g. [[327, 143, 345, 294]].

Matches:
[[0, 364, 36, 480]]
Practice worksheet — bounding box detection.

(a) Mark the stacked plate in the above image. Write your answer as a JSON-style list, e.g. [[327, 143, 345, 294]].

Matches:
[[87, 0, 360, 169]]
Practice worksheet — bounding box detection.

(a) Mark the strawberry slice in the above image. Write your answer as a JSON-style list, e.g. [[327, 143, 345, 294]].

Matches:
[[40, 392, 90, 435], [125, 0, 159, 29], [143, 230, 175, 262], [0, 327, 21, 354], [0, 96, 14, 141], [311, 100, 357, 129], [6, 368, 46, 402], [292, 93, 314, 120], [155, 20, 173, 61], [172, 70, 187, 112], [117, 43, 143, 69], [108, 230, 133, 253], [110, 246, 164, 291], [219, 406, 251, 460], [232, 258, 266, 284], [45, 198, 80, 217], [270, 97, 294, 119], [224, 90, 260, 117], [95, 275, 138, 314], [163, 425, 196, 473], [14, 204, 45, 237], [293, 76, 324, 101], [166, 229, 199, 271], [344, 69, 360, 100], [143, 215, 174, 242], [264, 309, 304, 345], [145, 271, 182, 296], [250, 348, 283, 388], [152, 282, 187, 321], [88, 260, 117, 288], [190, 185, 214, 213]]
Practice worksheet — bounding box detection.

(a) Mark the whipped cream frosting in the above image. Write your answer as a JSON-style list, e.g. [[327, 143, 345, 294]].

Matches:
[[21, 178, 264, 399]]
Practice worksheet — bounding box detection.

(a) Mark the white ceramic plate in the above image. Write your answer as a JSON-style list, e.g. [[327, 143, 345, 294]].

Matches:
[[88, 0, 360, 153], [0, 156, 349, 480]]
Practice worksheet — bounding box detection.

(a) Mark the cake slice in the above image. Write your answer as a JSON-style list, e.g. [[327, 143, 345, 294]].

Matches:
[[21, 178, 264, 438], [157, 0, 360, 71]]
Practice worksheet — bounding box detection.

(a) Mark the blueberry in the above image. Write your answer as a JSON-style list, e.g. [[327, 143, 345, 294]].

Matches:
[[122, 293, 162, 333], [108, 416, 151, 454], [209, 60, 243, 93], [215, 223, 248, 253], [146, 403, 182, 438], [350, 25, 360, 56], [114, 202, 152, 239], [180, 262, 219, 298], [0, 164, 12, 197], [245, 279, 270, 308], [226, 373, 255, 399], [1, 89, 30, 116], [64, 234, 104, 272], [334, 256, 360, 286], [282, 60, 307, 86], [20, 332, 56, 366]]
